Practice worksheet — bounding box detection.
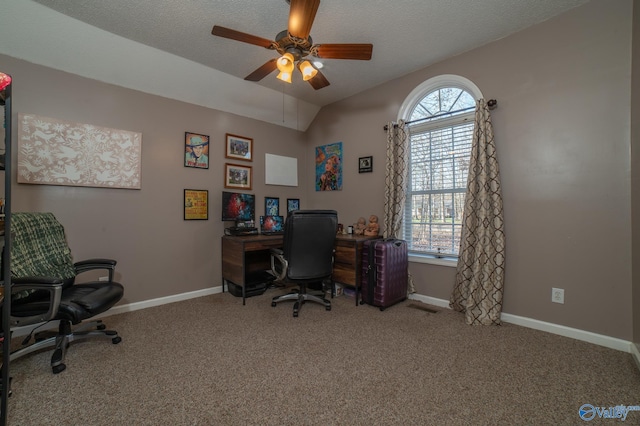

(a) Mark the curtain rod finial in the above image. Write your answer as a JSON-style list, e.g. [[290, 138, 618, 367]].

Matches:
[[487, 99, 497, 110]]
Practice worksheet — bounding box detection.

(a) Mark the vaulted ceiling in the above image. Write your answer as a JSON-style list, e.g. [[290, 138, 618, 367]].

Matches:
[[3, 0, 589, 129]]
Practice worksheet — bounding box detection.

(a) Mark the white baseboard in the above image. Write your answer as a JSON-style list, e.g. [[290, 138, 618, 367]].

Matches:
[[103, 286, 222, 317], [10, 286, 223, 337], [408, 293, 634, 354], [10, 288, 636, 358]]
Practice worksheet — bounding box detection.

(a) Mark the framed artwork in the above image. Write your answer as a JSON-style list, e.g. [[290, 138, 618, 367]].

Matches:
[[359, 156, 373, 173], [17, 113, 142, 189], [224, 163, 252, 190], [184, 132, 210, 169], [225, 133, 253, 162], [287, 198, 300, 214], [315, 142, 343, 191], [265, 197, 279, 216], [184, 189, 208, 220]]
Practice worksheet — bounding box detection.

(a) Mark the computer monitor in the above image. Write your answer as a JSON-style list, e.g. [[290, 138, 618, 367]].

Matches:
[[259, 215, 285, 235], [221, 191, 255, 225]]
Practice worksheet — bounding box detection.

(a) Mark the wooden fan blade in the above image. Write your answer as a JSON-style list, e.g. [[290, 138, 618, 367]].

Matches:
[[212, 26, 274, 49], [288, 0, 320, 40], [314, 44, 373, 60], [307, 69, 330, 90], [245, 59, 278, 81]]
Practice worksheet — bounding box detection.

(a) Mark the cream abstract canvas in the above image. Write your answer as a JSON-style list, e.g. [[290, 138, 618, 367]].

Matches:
[[18, 113, 142, 189]]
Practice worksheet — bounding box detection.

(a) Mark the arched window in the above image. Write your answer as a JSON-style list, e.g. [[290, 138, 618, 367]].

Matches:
[[399, 75, 482, 258]]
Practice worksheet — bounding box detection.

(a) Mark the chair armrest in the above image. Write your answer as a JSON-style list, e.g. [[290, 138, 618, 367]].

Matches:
[[9, 278, 64, 327], [74, 258, 117, 282], [270, 248, 288, 282]]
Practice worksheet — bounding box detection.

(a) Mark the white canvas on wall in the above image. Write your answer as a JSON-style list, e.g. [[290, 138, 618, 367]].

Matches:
[[18, 113, 142, 189], [265, 153, 298, 186]]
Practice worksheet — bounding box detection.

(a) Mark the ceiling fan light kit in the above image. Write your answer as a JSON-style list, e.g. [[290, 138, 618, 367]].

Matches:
[[277, 52, 295, 73], [211, 0, 372, 90], [299, 60, 318, 81]]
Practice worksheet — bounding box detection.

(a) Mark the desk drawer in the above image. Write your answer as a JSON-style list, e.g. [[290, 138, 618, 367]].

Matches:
[[245, 240, 282, 251], [333, 264, 356, 286], [334, 245, 356, 266]]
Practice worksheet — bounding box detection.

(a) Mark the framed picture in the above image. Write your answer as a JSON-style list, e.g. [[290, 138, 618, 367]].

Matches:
[[359, 156, 373, 173], [265, 197, 279, 216], [185, 132, 210, 169], [184, 189, 208, 220], [224, 163, 252, 190], [287, 198, 300, 214], [225, 133, 253, 162]]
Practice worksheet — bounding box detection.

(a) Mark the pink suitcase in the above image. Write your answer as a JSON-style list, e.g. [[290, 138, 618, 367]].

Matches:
[[360, 239, 408, 310]]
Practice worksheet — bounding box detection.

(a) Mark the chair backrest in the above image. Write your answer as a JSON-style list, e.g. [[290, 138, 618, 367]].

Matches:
[[282, 210, 338, 281], [10, 212, 77, 282]]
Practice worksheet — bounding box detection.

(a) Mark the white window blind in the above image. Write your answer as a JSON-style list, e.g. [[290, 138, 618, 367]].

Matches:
[[404, 120, 473, 256]]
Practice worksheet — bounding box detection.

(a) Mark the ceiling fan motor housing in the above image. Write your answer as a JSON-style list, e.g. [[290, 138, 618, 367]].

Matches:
[[275, 30, 313, 60]]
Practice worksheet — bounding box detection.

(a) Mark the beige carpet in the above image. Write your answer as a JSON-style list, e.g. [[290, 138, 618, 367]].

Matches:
[[5, 289, 640, 425]]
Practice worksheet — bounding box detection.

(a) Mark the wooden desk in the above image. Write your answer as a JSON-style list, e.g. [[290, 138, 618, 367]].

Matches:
[[221, 234, 380, 305], [332, 234, 381, 305]]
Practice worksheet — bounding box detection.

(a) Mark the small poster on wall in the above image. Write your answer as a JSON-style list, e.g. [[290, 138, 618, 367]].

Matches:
[[315, 142, 343, 191], [184, 189, 208, 220]]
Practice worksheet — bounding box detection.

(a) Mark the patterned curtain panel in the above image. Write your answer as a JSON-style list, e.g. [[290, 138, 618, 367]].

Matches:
[[384, 120, 415, 293], [384, 120, 407, 238], [450, 99, 505, 325]]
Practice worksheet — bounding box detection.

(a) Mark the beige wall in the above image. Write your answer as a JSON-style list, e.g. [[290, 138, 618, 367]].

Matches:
[[0, 0, 635, 341], [0, 55, 307, 305], [307, 0, 634, 340], [632, 1, 640, 350]]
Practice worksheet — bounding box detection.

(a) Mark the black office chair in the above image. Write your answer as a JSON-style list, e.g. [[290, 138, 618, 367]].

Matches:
[[270, 210, 337, 317], [2, 212, 124, 374]]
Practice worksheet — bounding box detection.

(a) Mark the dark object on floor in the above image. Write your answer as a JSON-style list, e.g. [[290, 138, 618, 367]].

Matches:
[[3, 212, 123, 375], [360, 238, 408, 310], [270, 210, 337, 317], [227, 281, 267, 298], [227, 270, 274, 297]]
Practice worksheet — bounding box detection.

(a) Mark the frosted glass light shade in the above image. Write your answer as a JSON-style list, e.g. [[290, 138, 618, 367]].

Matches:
[[276, 53, 295, 73], [299, 60, 318, 81], [277, 71, 292, 83]]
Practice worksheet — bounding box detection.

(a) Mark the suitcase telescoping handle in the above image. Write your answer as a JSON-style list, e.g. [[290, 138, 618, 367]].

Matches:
[[384, 238, 403, 247]]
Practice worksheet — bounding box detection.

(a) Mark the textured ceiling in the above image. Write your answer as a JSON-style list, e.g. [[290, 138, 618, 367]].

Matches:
[[31, 0, 589, 108]]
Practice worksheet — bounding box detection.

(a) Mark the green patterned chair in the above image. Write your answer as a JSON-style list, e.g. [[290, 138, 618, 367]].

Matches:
[[4, 212, 123, 374]]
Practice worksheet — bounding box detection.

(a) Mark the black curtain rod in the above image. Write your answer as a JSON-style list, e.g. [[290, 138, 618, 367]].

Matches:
[[384, 99, 497, 131]]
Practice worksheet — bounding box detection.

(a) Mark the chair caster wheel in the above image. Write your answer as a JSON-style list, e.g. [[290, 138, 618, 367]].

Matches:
[[112, 336, 122, 344], [52, 364, 66, 374], [97, 324, 106, 330], [326, 306, 331, 311], [293, 312, 298, 317], [271, 302, 277, 307], [359, 300, 365, 305]]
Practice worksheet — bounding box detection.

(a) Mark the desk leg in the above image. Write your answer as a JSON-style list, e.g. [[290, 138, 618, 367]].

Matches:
[[242, 284, 246, 306]]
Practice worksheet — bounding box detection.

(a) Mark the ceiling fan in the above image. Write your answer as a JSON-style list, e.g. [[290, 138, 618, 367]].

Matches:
[[211, 0, 373, 90]]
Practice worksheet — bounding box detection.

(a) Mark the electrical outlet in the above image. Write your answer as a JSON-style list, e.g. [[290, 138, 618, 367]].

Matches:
[[551, 288, 564, 304]]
